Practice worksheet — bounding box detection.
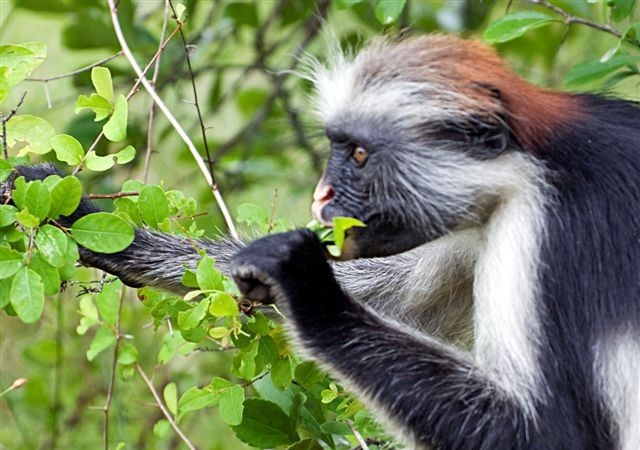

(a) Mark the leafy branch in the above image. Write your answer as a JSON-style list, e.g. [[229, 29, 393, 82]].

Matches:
[[107, 0, 239, 240]]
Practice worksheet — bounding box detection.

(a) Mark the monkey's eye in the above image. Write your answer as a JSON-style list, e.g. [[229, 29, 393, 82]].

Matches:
[[352, 146, 369, 166]]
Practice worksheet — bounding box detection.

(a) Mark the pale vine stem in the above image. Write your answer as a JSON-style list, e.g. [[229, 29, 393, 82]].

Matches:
[[107, 0, 239, 240], [26, 52, 123, 82], [346, 419, 370, 450], [144, 0, 170, 183], [136, 364, 198, 450], [72, 22, 183, 177], [525, 0, 624, 40], [103, 286, 126, 450]]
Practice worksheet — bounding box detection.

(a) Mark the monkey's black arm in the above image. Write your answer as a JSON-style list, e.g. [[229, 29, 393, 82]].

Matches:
[[231, 230, 526, 450]]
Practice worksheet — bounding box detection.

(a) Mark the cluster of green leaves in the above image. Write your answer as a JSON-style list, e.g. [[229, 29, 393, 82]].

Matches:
[[484, 1, 640, 88]]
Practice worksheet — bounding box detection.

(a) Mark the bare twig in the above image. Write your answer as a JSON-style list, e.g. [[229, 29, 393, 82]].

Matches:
[[107, 0, 238, 239], [27, 52, 123, 82], [1, 91, 27, 159], [103, 287, 126, 450], [144, 0, 170, 183], [346, 420, 370, 450], [88, 191, 139, 200], [526, 0, 624, 40], [72, 22, 183, 176], [168, 0, 216, 178], [136, 365, 198, 450]]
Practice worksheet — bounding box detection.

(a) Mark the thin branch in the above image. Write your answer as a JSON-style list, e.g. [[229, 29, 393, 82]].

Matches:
[[144, 0, 171, 184], [1, 91, 27, 159], [526, 0, 623, 40], [346, 420, 370, 450], [168, 0, 216, 179], [72, 22, 184, 176], [88, 191, 139, 199], [107, 0, 238, 240], [49, 295, 64, 450], [103, 286, 126, 450], [26, 52, 123, 82], [136, 364, 198, 450]]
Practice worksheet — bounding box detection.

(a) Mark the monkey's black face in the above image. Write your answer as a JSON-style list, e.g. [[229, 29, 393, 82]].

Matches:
[[311, 120, 486, 260]]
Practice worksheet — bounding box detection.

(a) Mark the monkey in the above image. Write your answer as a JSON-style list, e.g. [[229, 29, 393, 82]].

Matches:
[[6, 35, 639, 449]]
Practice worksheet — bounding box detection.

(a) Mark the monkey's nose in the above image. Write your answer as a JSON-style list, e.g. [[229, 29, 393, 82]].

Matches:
[[311, 183, 334, 226]]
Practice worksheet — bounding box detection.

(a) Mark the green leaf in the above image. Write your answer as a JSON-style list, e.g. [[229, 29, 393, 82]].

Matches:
[[91, 67, 114, 103], [224, 2, 259, 27], [70, 212, 134, 253], [50, 134, 84, 166], [611, 0, 637, 22], [208, 326, 229, 339], [0, 159, 12, 182], [16, 208, 40, 228], [76, 296, 99, 335], [374, 0, 406, 25], [117, 342, 138, 365], [196, 256, 224, 291], [175, 3, 187, 21], [177, 298, 209, 331], [114, 197, 142, 227], [218, 384, 245, 426], [178, 385, 220, 414], [483, 11, 558, 43], [86, 327, 116, 361], [49, 176, 82, 218], [153, 419, 170, 438], [286, 439, 324, 450], [163, 382, 178, 416], [335, 0, 366, 9], [103, 94, 128, 142], [320, 421, 351, 435], [565, 55, 640, 87], [0, 245, 23, 279], [236, 203, 269, 227], [85, 152, 115, 171], [75, 93, 112, 121], [138, 185, 170, 229], [35, 224, 67, 267], [6, 115, 56, 156], [29, 252, 60, 296], [0, 277, 12, 308], [115, 145, 135, 164], [232, 398, 298, 448], [209, 292, 238, 317], [332, 216, 366, 252], [97, 279, 121, 325], [294, 361, 324, 390], [10, 267, 44, 323], [24, 180, 51, 221], [0, 204, 17, 227], [271, 356, 293, 390], [0, 43, 46, 102]]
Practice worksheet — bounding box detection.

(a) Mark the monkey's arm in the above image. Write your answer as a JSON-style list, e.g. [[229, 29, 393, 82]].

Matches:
[[230, 230, 526, 450]]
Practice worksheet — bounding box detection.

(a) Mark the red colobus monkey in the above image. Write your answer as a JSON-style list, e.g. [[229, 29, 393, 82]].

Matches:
[[11, 36, 640, 449]]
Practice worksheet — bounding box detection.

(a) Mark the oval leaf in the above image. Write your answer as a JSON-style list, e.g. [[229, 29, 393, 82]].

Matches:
[[138, 185, 170, 229], [219, 384, 245, 426], [24, 180, 51, 221], [483, 11, 558, 43], [35, 224, 67, 267], [565, 54, 640, 87], [0, 245, 24, 279], [103, 94, 128, 142], [374, 0, 406, 25], [70, 212, 134, 253], [91, 66, 114, 103], [49, 176, 82, 218], [51, 134, 85, 165], [10, 267, 44, 323], [232, 399, 298, 447]]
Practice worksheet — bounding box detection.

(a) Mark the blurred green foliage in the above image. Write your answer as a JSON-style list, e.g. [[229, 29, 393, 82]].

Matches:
[[1, 1, 638, 449]]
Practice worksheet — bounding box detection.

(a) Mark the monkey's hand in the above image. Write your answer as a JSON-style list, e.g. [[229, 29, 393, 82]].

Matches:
[[230, 229, 351, 318]]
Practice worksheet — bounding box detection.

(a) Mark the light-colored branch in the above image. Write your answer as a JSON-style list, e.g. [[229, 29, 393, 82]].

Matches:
[[346, 420, 370, 450], [88, 191, 139, 200], [103, 286, 125, 450], [26, 52, 123, 82], [107, 0, 238, 239], [136, 364, 198, 450], [1, 91, 27, 159], [526, 0, 624, 40], [144, 0, 170, 184]]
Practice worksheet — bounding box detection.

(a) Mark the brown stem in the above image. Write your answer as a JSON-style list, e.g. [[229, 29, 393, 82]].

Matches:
[[103, 287, 126, 450], [27, 52, 123, 82], [88, 191, 139, 199], [1, 91, 27, 159]]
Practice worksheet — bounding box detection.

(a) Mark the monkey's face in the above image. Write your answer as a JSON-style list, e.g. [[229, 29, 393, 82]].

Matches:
[[311, 113, 519, 260]]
